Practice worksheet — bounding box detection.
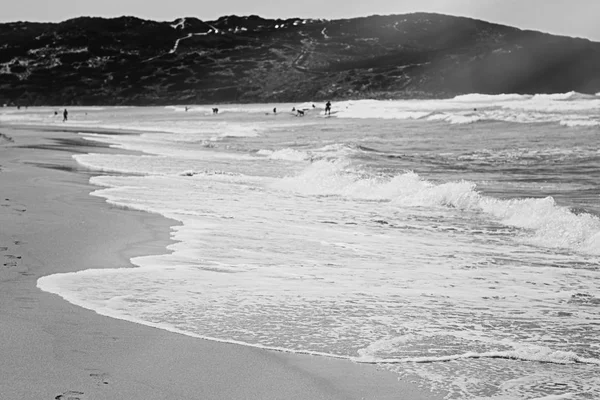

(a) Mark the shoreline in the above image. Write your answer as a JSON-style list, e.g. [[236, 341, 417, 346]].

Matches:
[[0, 124, 442, 399]]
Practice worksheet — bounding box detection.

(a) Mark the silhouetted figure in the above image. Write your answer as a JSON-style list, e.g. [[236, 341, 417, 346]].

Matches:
[[312, 104, 315, 108], [325, 101, 331, 115], [63, 109, 68, 122], [17, 105, 20, 110], [292, 107, 296, 112], [212, 108, 219, 114], [54, 111, 58, 116], [185, 106, 189, 112], [297, 110, 305, 116], [273, 107, 277, 114]]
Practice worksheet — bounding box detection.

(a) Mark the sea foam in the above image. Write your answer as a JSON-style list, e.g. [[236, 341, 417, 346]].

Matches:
[[332, 92, 600, 127], [20, 103, 600, 400], [272, 160, 600, 254]]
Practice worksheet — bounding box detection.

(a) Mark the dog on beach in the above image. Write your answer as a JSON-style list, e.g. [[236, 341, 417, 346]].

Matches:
[[296, 110, 305, 116]]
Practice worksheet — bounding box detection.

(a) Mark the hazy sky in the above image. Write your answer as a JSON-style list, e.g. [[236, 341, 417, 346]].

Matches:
[[3, 0, 600, 41]]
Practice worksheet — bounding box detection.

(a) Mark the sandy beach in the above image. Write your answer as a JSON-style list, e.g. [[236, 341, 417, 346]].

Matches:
[[0, 125, 441, 400]]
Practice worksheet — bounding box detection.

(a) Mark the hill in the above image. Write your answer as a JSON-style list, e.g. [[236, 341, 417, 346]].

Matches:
[[1, 13, 600, 105]]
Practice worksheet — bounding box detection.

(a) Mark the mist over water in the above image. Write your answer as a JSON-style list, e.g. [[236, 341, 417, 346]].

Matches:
[[10, 94, 599, 399]]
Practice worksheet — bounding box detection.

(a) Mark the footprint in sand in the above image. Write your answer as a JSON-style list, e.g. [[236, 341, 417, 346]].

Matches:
[[2, 254, 21, 267], [89, 371, 110, 386], [0, 133, 13, 143], [55, 391, 85, 400], [0, 198, 26, 214]]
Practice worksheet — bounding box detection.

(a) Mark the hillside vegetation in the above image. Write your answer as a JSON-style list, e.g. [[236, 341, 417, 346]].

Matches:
[[1, 13, 600, 105]]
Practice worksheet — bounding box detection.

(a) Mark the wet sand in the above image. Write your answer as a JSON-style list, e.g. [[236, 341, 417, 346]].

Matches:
[[0, 125, 442, 400]]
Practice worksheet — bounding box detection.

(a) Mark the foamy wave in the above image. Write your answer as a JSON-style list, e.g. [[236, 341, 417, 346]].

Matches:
[[36, 271, 347, 361], [272, 160, 480, 206], [257, 143, 367, 162], [273, 161, 600, 254], [480, 196, 600, 253], [332, 92, 600, 127], [355, 343, 600, 365], [559, 119, 600, 127], [336, 107, 431, 120], [452, 93, 531, 102], [455, 147, 600, 164], [427, 113, 482, 124], [179, 169, 241, 177], [272, 160, 409, 200], [532, 91, 597, 101], [257, 148, 312, 162]]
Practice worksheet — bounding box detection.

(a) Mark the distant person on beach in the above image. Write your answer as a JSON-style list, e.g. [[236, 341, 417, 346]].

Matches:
[[185, 106, 189, 112], [63, 109, 68, 122], [212, 108, 219, 114], [273, 107, 277, 114], [325, 101, 331, 115]]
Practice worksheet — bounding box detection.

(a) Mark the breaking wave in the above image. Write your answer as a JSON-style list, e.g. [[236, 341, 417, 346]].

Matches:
[[256, 143, 368, 162], [559, 119, 600, 127], [256, 148, 312, 162], [452, 93, 531, 102], [272, 160, 600, 254], [333, 92, 600, 127]]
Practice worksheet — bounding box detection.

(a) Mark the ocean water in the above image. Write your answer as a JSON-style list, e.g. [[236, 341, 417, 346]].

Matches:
[[4, 94, 599, 399]]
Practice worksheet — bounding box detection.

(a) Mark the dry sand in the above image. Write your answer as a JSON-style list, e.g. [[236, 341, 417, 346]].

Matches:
[[0, 125, 443, 400]]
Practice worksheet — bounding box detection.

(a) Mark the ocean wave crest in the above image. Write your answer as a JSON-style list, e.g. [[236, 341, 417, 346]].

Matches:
[[256, 148, 312, 162], [272, 160, 600, 254], [332, 92, 600, 127]]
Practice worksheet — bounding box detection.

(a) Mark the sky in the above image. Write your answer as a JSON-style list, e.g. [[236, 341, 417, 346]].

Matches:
[[2, 0, 600, 41]]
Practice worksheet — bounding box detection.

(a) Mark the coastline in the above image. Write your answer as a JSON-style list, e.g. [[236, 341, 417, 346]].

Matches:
[[0, 125, 442, 400]]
